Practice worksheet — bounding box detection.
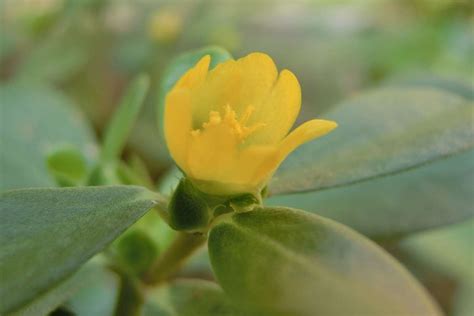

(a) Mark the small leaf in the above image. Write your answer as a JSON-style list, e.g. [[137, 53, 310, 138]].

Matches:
[[101, 74, 150, 162], [0, 83, 97, 190], [144, 279, 248, 316], [209, 207, 441, 316], [271, 87, 474, 195], [269, 149, 474, 239], [0, 185, 161, 314], [46, 145, 88, 186]]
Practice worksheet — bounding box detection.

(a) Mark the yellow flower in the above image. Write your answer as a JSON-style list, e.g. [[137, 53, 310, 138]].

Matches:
[[165, 53, 337, 196], [149, 9, 182, 43]]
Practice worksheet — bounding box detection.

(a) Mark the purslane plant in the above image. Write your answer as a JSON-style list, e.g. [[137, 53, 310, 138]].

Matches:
[[1, 47, 473, 316]]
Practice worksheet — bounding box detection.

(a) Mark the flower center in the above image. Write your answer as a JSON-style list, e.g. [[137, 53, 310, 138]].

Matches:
[[191, 105, 265, 142]]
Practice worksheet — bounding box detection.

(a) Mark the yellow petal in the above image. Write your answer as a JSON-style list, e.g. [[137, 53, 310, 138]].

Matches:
[[164, 89, 193, 171], [246, 69, 301, 145], [233, 52, 278, 113], [191, 59, 242, 127], [186, 117, 239, 181], [189, 144, 277, 195], [252, 119, 337, 183], [278, 119, 337, 158], [165, 55, 210, 171], [175, 55, 210, 90], [191, 52, 278, 128]]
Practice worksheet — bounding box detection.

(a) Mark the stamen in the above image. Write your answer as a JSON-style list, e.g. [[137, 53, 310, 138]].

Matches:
[[203, 111, 222, 128], [241, 122, 266, 139], [240, 105, 255, 126], [223, 104, 237, 122], [191, 129, 201, 137], [191, 104, 265, 142]]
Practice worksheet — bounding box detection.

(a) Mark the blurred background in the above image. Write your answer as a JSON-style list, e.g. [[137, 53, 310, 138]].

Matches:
[[1, 0, 472, 176], [1, 0, 473, 315]]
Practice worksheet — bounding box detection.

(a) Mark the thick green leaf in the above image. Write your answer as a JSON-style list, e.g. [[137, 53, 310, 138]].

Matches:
[[8, 260, 106, 316], [270, 87, 474, 195], [144, 279, 246, 316], [209, 207, 441, 316], [65, 258, 120, 316], [156, 46, 232, 140], [101, 75, 150, 162], [268, 149, 474, 238], [400, 220, 474, 316], [387, 74, 474, 100], [0, 83, 97, 190], [400, 219, 474, 281], [0, 185, 161, 314]]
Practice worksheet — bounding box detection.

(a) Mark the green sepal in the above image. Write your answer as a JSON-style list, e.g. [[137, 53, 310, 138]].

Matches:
[[168, 178, 211, 232], [227, 194, 260, 213], [168, 178, 261, 232]]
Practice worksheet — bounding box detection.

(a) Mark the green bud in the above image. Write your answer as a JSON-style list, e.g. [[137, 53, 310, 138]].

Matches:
[[46, 145, 87, 187], [114, 229, 159, 276]]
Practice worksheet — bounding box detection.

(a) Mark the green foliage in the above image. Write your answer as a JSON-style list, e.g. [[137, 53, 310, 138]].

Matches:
[[269, 149, 474, 239], [65, 259, 120, 316], [0, 83, 97, 191], [271, 87, 474, 195], [2, 2, 473, 311], [9, 261, 107, 316], [101, 75, 150, 163], [0, 186, 160, 314], [13, 31, 88, 83], [388, 75, 474, 100], [400, 220, 474, 316], [401, 219, 474, 282], [114, 229, 159, 277], [46, 145, 88, 186], [208, 207, 441, 316]]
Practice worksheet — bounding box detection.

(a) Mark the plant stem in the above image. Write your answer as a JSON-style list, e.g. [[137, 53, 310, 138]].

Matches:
[[114, 274, 144, 316], [143, 232, 207, 285]]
